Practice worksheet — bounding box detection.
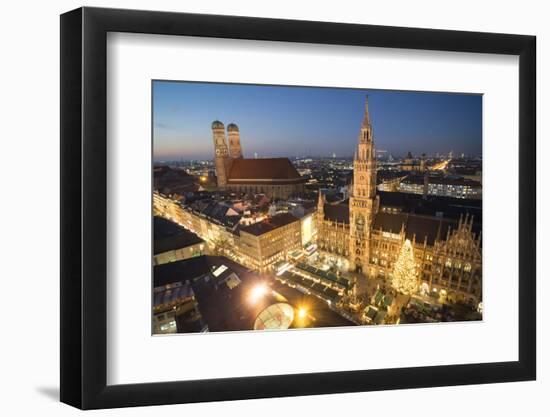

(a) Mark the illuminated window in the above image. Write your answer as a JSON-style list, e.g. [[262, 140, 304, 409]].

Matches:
[[159, 321, 176, 332], [213, 265, 228, 278]]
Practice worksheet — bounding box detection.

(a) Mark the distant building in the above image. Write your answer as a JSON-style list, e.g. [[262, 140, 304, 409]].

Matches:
[[450, 166, 482, 183], [211, 121, 306, 199], [398, 175, 482, 199], [399, 151, 425, 172], [377, 191, 482, 222], [377, 170, 409, 192], [153, 165, 198, 196]]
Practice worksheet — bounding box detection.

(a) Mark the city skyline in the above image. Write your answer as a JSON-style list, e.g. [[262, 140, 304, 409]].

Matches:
[[153, 81, 482, 161], [153, 94, 483, 334]]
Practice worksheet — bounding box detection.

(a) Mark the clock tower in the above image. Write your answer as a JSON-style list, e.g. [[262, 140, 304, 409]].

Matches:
[[212, 120, 230, 187], [349, 97, 379, 274]]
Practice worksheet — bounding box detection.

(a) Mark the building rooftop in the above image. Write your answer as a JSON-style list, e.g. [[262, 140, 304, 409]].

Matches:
[[153, 216, 204, 255], [378, 191, 482, 225], [154, 255, 356, 332], [373, 211, 469, 245], [154, 255, 213, 288], [187, 200, 242, 229], [319, 191, 481, 234], [153, 281, 194, 310], [239, 212, 299, 236], [228, 158, 304, 181], [323, 203, 350, 224], [376, 170, 410, 183], [212, 120, 224, 129]]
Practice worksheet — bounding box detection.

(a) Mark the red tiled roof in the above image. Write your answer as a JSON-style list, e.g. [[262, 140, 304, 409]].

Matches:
[[228, 158, 302, 181], [373, 212, 456, 245]]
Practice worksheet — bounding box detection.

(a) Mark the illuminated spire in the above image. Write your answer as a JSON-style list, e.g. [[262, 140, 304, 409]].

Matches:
[[358, 96, 373, 144], [361, 95, 371, 129], [317, 191, 325, 209]]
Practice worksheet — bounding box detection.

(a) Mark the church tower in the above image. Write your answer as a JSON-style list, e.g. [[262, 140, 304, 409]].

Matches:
[[317, 191, 325, 225], [349, 97, 379, 274], [227, 123, 243, 159], [212, 120, 230, 187]]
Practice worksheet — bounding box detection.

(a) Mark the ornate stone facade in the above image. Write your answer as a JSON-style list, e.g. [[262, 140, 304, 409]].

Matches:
[[212, 120, 230, 187], [349, 97, 380, 273], [316, 97, 482, 305], [227, 123, 243, 159], [316, 193, 350, 262]]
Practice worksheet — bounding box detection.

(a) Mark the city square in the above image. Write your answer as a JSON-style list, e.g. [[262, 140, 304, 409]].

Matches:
[[152, 83, 483, 334]]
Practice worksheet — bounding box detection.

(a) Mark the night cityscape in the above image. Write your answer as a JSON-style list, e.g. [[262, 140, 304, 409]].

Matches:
[[152, 82, 483, 334]]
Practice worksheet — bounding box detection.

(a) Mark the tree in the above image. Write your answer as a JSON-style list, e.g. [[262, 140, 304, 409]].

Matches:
[[211, 237, 230, 256], [391, 239, 419, 295]]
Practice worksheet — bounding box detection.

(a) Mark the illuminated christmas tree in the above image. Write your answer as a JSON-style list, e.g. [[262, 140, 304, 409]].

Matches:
[[391, 239, 419, 295]]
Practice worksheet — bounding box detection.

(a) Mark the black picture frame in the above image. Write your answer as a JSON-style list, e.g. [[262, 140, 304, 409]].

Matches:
[[60, 6, 536, 410]]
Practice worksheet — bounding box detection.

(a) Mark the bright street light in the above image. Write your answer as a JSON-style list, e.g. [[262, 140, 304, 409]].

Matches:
[[249, 284, 268, 303]]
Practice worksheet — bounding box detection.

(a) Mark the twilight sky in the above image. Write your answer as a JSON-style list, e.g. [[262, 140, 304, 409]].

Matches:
[[153, 81, 482, 161]]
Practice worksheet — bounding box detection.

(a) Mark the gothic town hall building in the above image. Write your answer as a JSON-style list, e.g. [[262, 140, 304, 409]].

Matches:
[[316, 98, 482, 306]]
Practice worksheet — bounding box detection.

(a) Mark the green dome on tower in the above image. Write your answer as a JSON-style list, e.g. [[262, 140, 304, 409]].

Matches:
[[212, 120, 224, 129]]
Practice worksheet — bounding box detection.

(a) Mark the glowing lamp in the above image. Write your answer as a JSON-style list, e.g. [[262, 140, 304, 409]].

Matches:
[[249, 284, 268, 303]]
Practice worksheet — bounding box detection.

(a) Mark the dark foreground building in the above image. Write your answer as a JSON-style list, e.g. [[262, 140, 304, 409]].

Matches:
[[153, 255, 354, 334]]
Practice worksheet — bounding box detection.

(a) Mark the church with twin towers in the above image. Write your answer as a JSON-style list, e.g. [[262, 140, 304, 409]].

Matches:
[[211, 120, 306, 199]]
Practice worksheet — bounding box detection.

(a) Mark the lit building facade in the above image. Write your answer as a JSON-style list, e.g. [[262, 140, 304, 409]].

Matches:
[[316, 98, 482, 305], [153, 192, 303, 273], [236, 213, 302, 272], [398, 175, 482, 199]]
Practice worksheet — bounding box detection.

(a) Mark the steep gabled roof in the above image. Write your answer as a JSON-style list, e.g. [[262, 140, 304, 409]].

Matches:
[[373, 212, 457, 245], [228, 158, 302, 180], [323, 203, 350, 224]]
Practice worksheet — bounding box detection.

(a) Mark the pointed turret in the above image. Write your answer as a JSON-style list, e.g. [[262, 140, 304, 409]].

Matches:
[[316, 191, 326, 248], [317, 191, 326, 215], [359, 95, 373, 144], [361, 95, 372, 130]]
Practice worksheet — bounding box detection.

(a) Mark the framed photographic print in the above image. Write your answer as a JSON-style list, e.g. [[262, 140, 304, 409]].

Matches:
[[60, 6, 536, 410]]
